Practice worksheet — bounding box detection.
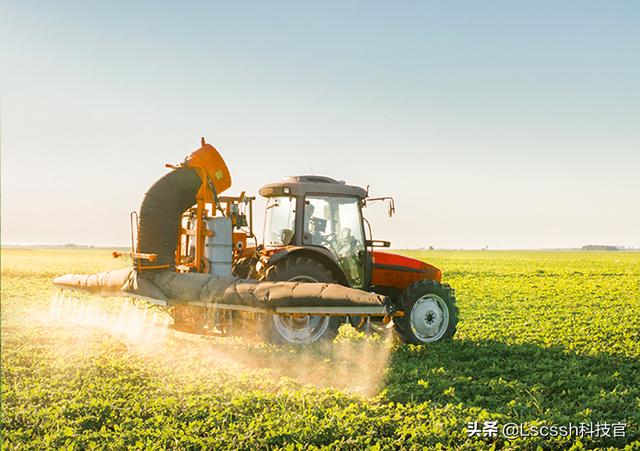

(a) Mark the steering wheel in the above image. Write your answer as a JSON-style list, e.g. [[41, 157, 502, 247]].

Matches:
[[321, 232, 337, 243], [321, 233, 340, 254]]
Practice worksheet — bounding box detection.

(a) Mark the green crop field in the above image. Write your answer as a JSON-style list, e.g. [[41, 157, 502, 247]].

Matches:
[[1, 248, 639, 449]]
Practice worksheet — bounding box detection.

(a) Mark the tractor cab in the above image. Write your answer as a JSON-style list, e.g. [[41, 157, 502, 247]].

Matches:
[[259, 176, 369, 288], [257, 175, 455, 344], [258, 175, 443, 297]]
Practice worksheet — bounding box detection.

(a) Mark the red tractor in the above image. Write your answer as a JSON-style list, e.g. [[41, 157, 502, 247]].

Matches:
[[232, 175, 459, 345]]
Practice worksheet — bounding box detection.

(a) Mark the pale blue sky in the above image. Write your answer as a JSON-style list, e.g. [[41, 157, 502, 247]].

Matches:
[[1, 1, 639, 248]]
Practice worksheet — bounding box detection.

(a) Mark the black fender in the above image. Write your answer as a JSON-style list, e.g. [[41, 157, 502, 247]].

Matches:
[[267, 246, 350, 286]]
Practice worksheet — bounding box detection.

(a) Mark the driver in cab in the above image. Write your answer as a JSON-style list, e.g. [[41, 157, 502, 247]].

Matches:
[[303, 203, 327, 245]]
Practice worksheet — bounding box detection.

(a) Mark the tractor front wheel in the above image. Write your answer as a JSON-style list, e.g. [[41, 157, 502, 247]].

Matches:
[[394, 280, 458, 344]]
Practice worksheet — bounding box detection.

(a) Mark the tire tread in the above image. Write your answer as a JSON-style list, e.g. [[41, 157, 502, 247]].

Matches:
[[394, 280, 458, 344]]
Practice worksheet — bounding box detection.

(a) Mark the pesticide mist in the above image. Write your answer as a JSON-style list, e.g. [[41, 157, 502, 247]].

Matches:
[[38, 290, 392, 396]]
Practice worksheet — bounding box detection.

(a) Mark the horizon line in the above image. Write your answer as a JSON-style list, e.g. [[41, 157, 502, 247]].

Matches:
[[2, 243, 638, 251]]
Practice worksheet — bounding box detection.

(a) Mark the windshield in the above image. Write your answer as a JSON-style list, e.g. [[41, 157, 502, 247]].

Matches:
[[303, 196, 365, 287], [264, 196, 296, 247]]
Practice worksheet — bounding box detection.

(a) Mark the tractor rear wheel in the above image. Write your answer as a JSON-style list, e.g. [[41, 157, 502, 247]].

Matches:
[[263, 255, 343, 345], [394, 280, 458, 344]]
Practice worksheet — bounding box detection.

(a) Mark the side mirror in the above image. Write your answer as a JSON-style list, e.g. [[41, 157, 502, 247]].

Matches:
[[366, 240, 391, 248], [387, 199, 395, 217], [364, 196, 396, 217]]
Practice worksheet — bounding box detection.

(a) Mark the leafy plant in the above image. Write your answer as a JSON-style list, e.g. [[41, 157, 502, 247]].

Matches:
[[1, 248, 638, 449]]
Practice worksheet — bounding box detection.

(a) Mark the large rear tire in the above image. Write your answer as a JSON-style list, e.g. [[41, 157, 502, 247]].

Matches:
[[394, 280, 458, 344], [263, 255, 343, 345]]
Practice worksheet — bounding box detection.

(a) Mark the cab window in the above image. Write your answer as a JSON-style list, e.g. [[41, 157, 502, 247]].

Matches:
[[303, 196, 365, 287], [264, 196, 296, 246]]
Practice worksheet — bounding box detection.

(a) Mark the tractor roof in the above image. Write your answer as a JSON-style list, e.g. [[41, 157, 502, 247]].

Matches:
[[259, 175, 367, 199]]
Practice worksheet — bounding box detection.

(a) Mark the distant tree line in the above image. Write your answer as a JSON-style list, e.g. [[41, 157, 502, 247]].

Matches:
[[581, 244, 622, 251]]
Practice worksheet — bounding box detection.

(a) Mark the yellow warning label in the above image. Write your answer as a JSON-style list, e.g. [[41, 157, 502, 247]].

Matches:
[[214, 170, 223, 180]]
